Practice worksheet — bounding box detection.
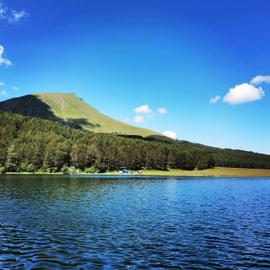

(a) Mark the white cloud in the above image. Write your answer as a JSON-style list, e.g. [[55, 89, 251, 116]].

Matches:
[[0, 2, 28, 23], [0, 45, 12, 66], [250, 75, 270, 85], [11, 10, 27, 23], [134, 115, 145, 123], [124, 117, 131, 122], [0, 81, 4, 86], [12, 86, 18, 90], [223, 83, 264, 105], [209, 95, 221, 104], [162, 130, 177, 139], [132, 104, 168, 123], [134, 104, 151, 114], [158, 107, 168, 114], [0, 2, 6, 17], [0, 89, 7, 96]]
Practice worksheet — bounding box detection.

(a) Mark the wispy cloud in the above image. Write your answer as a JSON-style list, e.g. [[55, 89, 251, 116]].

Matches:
[[0, 45, 12, 66], [0, 89, 7, 96], [12, 86, 18, 90], [134, 104, 151, 114], [223, 83, 264, 105], [209, 95, 221, 104], [134, 115, 145, 123], [250, 75, 270, 85], [11, 10, 27, 23], [162, 130, 177, 139], [158, 107, 168, 114], [0, 81, 4, 86], [130, 104, 169, 125], [0, 2, 28, 24]]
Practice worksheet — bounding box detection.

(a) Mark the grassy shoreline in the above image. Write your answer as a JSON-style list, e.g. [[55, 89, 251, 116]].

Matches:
[[2, 167, 270, 177], [130, 167, 270, 177]]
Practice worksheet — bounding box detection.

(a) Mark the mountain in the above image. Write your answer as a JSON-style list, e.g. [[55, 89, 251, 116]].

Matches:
[[0, 92, 157, 136], [1, 92, 270, 171]]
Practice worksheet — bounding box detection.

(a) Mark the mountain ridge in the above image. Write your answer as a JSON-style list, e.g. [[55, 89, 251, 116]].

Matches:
[[0, 92, 158, 137]]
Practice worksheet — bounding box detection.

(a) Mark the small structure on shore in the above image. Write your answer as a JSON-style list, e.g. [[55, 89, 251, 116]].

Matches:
[[118, 169, 131, 174]]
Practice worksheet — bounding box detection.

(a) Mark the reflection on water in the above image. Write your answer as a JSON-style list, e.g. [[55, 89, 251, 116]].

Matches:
[[1, 175, 270, 269]]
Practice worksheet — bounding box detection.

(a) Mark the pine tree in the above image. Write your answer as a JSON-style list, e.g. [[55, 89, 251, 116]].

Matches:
[[6, 144, 19, 172]]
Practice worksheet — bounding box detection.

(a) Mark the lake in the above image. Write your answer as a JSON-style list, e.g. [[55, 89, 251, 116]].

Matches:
[[0, 175, 270, 269]]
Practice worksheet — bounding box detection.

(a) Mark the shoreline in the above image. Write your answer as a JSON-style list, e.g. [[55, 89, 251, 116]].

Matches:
[[2, 167, 270, 177]]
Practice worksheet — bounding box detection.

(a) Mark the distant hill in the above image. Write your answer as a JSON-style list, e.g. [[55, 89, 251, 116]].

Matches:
[[0, 92, 157, 137]]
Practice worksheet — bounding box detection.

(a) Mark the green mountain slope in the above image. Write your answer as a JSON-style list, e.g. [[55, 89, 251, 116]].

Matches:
[[0, 92, 157, 136]]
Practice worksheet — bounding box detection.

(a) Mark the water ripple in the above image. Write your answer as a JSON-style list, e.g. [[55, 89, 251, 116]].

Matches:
[[0, 176, 270, 269]]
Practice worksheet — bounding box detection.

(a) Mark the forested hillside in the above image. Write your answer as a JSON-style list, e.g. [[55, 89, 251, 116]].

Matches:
[[1, 112, 270, 173], [0, 112, 214, 173]]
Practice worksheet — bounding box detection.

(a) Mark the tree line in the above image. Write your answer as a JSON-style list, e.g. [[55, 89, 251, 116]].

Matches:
[[0, 112, 215, 173]]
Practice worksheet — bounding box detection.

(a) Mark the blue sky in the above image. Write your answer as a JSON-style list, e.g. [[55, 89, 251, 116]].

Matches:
[[1, 0, 270, 153]]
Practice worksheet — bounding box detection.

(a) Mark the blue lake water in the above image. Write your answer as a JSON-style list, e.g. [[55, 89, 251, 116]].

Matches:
[[0, 175, 270, 269]]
